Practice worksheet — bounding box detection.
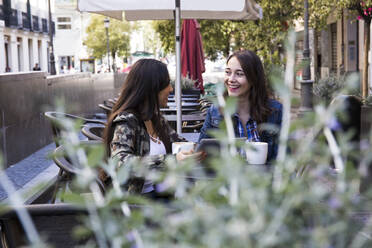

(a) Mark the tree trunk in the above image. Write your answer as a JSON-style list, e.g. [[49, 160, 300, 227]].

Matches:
[[112, 51, 116, 72], [363, 20, 370, 98]]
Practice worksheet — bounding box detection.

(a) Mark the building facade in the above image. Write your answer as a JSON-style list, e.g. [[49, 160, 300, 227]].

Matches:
[[54, 0, 91, 74], [296, 10, 371, 93], [0, 0, 54, 73]]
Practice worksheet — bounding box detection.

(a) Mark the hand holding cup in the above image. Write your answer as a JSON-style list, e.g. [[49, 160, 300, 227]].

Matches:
[[172, 142, 204, 162]]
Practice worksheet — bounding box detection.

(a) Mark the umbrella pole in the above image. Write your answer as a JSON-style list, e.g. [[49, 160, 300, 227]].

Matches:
[[175, 0, 182, 134]]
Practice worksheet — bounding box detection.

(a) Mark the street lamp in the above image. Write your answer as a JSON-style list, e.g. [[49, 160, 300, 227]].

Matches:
[[104, 18, 111, 72], [48, 0, 56, 75], [300, 0, 313, 112]]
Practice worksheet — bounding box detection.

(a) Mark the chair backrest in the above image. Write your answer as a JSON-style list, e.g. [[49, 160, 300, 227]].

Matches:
[[330, 95, 361, 142], [81, 125, 104, 141], [98, 104, 112, 116], [0, 204, 92, 248], [44, 111, 106, 147], [53, 140, 106, 194]]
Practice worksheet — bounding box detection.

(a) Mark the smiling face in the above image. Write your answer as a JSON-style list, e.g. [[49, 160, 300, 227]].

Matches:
[[158, 83, 173, 108], [224, 56, 250, 98]]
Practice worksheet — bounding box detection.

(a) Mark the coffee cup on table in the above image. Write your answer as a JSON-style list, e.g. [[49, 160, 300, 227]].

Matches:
[[172, 142, 196, 154], [244, 141, 268, 165]]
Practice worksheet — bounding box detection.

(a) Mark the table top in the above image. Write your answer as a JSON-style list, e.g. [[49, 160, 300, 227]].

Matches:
[[169, 94, 200, 97], [167, 98, 199, 103], [164, 114, 205, 122], [180, 132, 200, 142], [160, 108, 196, 113], [167, 102, 200, 107]]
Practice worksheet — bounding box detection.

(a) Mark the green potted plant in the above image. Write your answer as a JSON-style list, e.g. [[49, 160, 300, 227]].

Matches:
[[313, 74, 346, 105], [170, 76, 201, 95]]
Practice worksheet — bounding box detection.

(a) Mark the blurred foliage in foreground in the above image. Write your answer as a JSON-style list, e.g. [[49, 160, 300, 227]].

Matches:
[[1, 31, 372, 248]]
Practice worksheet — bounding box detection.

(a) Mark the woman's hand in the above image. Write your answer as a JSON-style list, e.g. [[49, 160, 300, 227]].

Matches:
[[176, 149, 205, 162]]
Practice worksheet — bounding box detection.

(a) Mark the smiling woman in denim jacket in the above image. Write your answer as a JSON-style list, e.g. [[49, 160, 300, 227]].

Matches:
[[198, 50, 283, 163]]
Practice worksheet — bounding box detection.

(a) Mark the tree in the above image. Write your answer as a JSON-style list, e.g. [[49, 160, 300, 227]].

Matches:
[[152, 20, 175, 55], [153, 20, 235, 60], [84, 15, 132, 64], [153, 0, 303, 67]]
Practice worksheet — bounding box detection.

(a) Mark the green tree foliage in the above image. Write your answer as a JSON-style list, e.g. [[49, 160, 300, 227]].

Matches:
[[153, 0, 303, 67], [152, 20, 175, 55], [199, 20, 235, 60], [230, 0, 303, 66], [84, 15, 132, 60]]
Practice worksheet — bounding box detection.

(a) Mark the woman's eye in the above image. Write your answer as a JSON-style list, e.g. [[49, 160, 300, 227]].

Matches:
[[237, 72, 245, 77], [225, 71, 231, 75]]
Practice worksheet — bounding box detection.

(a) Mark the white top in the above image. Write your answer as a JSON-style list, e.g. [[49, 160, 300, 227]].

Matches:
[[149, 137, 166, 156], [141, 135, 166, 194]]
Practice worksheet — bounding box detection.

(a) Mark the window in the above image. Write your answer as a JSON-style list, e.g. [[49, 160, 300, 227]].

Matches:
[[57, 16, 72, 30], [57, 17, 71, 22], [57, 24, 71, 29]]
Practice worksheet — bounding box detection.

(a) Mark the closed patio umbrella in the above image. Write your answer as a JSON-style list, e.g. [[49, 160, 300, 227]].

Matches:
[[78, 0, 262, 134], [181, 19, 205, 94]]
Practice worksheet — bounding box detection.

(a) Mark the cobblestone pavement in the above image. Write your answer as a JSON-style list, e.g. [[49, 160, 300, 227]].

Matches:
[[0, 143, 56, 201], [0, 132, 88, 202]]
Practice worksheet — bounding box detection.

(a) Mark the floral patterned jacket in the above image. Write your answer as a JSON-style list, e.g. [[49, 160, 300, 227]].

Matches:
[[110, 111, 186, 193]]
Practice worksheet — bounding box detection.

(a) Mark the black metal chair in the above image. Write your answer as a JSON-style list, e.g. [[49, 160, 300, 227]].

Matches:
[[81, 125, 104, 141], [44, 111, 106, 147], [0, 204, 91, 248], [98, 103, 112, 116], [52, 140, 106, 202], [330, 95, 361, 143], [44, 112, 106, 203]]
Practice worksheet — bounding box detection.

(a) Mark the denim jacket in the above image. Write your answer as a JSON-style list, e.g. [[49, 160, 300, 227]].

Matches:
[[198, 99, 283, 162]]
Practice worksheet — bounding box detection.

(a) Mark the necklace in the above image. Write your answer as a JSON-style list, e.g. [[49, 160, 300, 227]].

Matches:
[[149, 133, 161, 144]]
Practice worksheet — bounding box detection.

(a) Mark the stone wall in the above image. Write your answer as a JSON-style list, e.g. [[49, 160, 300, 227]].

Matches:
[[0, 72, 126, 167]]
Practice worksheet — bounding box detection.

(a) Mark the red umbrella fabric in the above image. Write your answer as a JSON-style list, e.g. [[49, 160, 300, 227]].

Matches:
[[181, 19, 205, 94]]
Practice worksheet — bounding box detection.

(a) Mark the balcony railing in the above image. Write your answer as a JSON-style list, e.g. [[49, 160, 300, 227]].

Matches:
[[0, 5, 4, 20], [42, 18, 48, 33], [22, 12, 31, 30], [32, 15, 40, 32], [8, 9, 19, 28]]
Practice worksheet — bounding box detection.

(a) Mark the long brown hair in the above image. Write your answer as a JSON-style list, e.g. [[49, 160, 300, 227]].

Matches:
[[103, 59, 172, 156], [226, 50, 271, 124]]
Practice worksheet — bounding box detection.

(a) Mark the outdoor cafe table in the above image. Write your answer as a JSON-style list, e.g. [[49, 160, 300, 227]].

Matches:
[[168, 97, 199, 102], [169, 94, 200, 97], [160, 108, 196, 114], [179, 132, 200, 143], [164, 114, 205, 123], [166, 102, 200, 108]]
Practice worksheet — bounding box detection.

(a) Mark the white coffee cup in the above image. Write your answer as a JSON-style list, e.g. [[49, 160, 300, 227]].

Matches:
[[244, 141, 268, 165], [172, 142, 196, 154]]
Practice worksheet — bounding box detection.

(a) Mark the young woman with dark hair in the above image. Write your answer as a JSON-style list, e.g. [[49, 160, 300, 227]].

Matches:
[[198, 50, 283, 162], [104, 59, 196, 194]]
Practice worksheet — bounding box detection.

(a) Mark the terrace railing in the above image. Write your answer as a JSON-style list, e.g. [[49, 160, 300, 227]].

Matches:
[[22, 12, 31, 30], [32, 15, 40, 32], [42, 18, 48, 33]]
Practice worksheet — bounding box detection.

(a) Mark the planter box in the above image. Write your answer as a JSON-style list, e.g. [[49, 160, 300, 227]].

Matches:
[[181, 88, 201, 96], [359, 106, 372, 192], [361, 106, 372, 142]]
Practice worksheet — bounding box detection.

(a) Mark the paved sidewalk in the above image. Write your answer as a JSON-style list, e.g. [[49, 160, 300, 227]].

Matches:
[[0, 132, 88, 203], [0, 143, 58, 203]]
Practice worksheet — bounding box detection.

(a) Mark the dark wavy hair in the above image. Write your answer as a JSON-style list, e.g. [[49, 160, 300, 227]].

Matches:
[[103, 59, 171, 156], [226, 50, 272, 124]]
